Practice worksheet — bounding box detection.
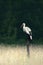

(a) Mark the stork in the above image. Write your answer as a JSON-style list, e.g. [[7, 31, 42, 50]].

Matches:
[[21, 23, 32, 55], [21, 23, 32, 40]]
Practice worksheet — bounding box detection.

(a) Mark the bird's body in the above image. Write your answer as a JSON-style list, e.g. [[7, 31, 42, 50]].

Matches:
[[23, 25, 31, 35]]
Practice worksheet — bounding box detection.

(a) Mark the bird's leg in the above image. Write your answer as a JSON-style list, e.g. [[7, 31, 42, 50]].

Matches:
[[26, 40, 30, 56]]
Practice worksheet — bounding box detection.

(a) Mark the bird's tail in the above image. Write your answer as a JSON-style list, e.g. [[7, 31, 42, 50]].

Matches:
[[29, 31, 32, 40], [30, 35, 32, 40]]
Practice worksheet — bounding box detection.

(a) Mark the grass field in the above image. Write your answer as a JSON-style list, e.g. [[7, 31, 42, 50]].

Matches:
[[0, 44, 43, 65]]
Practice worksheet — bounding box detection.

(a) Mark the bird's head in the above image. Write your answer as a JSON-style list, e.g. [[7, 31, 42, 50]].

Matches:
[[20, 23, 26, 28], [23, 23, 26, 26]]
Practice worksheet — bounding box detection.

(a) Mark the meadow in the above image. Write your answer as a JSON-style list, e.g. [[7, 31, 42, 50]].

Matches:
[[0, 44, 43, 65]]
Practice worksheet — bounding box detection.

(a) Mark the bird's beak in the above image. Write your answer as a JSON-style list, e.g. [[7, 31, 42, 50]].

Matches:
[[20, 24, 23, 28]]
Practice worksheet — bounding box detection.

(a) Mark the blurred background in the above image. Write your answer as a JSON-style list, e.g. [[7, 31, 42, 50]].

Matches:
[[0, 0, 43, 45]]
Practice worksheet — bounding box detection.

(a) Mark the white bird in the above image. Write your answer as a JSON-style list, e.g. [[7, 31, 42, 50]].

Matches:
[[21, 23, 32, 40]]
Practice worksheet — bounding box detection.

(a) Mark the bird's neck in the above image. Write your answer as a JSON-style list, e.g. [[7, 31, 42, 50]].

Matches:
[[23, 25, 25, 28]]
